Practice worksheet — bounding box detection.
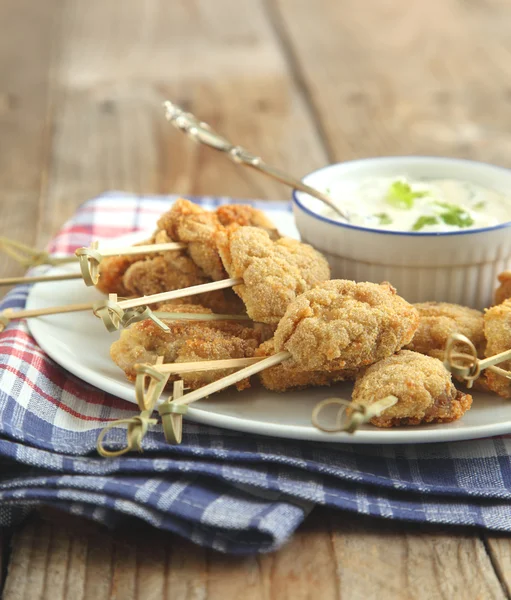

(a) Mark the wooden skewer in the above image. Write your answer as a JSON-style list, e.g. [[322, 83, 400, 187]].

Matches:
[[133, 352, 398, 446], [137, 356, 264, 375], [76, 241, 187, 286], [444, 333, 511, 386], [487, 365, 511, 380], [0, 236, 77, 267], [3, 303, 94, 320], [0, 301, 249, 332], [153, 311, 251, 322], [311, 396, 399, 433], [116, 278, 242, 310], [83, 241, 186, 258], [0, 273, 83, 286], [128, 351, 290, 447], [164, 351, 290, 408], [478, 349, 511, 372]]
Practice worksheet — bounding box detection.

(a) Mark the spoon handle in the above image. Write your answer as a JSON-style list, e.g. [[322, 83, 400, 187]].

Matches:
[[163, 101, 348, 221]]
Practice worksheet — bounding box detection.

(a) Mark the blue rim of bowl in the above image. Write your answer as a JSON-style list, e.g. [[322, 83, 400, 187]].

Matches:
[[291, 156, 511, 237]]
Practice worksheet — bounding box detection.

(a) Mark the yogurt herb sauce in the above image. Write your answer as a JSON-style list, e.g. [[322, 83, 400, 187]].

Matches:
[[322, 177, 511, 232]]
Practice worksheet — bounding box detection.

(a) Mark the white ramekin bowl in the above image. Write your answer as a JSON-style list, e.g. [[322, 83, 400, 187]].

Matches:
[[293, 156, 511, 309]]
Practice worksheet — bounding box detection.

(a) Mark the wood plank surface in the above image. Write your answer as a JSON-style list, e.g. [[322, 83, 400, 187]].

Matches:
[[0, 0, 59, 277], [1, 0, 511, 598], [273, 0, 511, 165], [37, 0, 328, 244], [3, 511, 509, 600]]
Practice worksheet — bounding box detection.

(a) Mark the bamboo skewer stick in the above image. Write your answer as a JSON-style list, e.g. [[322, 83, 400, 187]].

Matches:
[[122, 352, 399, 450], [93, 278, 244, 332], [0, 300, 249, 333], [163, 352, 290, 408], [444, 333, 511, 387], [76, 241, 187, 286], [0, 236, 77, 268], [0, 273, 83, 286], [0, 303, 94, 332], [117, 278, 242, 310], [154, 311, 251, 322], [311, 396, 399, 433], [137, 357, 264, 376], [84, 242, 186, 258]]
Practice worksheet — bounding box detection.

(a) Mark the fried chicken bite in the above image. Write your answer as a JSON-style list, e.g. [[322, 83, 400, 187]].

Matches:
[[256, 339, 357, 392], [405, 302, 486, 360], [351, 350, 472, 427], [484, 300, 511, 398], [121, 249, 245, 314], [157, 199, 226, 281], [96, 233, 157, 296], [216, 204, 279, 240], [274, 280, 419, 371], [495, 272, 511, 305], [156, 199, 282, 282], [110, 303, 262, 391], [216, 226, 331, 324]]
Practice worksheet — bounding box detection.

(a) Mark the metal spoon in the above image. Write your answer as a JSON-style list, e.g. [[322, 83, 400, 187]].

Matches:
[[163, 101, 349, 221]]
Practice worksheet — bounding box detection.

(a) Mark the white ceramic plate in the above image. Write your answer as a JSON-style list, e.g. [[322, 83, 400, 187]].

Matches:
[[25, 210, 511, 444]]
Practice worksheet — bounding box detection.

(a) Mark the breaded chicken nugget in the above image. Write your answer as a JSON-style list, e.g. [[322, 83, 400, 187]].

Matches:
[[274, 280, 419, 371], [216, 204, 279, 240], [351, 350, 472, 427], [96, 233, 157, 296], [256, 339, 357, 392], [495, 272, 511, 305], [110, 303, 261, 391], [405, 302, 486, 360], [157, 199, 226, 281], [216, 226, 331, 324], [484, 299, 511, 398]]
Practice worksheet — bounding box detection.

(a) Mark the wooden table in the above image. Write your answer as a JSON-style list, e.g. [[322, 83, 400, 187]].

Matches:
[[1, 0, 511, 597]]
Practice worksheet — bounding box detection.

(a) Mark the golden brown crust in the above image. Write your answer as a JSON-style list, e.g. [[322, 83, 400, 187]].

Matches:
[[484, 300, 511, 398], [256, 339, 357, 392], [405, 301, 486, 360], [96, 233, 157, 295], [157, 199, 226, 281], [351, 350, 472, 427], [110, 303, 261, 391], [123, 253, 207, 298], [274, 280, 419, 371], [216, 204, 280, 240], [216, 226, 331, 324], [495, 272, 511, 306]]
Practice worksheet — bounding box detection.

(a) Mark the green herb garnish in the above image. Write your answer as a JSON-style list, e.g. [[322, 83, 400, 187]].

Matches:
[[473, 201, 486, 210], [434, 201, 474, 228], [411, 215, 439, 231], [374, 212, 392, 225], [386, 181, 427, 210]]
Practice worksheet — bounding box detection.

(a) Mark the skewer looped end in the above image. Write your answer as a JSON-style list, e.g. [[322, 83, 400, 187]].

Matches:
[[75, 242, 101, 286], [93, 294, 125, 332], [158, 381, 187, 444], [96, 410, 158, 458], [312, 395, 398, 434], [135, 359, 171, 411], [444, 333, 480, 388], [122, 306, 170, 332]]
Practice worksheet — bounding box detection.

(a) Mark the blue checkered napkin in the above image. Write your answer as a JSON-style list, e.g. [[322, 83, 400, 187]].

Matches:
[[1, 193, 511, 555]]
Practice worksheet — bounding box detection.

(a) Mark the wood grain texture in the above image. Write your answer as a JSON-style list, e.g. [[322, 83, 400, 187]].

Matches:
[[0, 0, 58, 278], [273, 0, 511, 165], [37, 0, 328, 244], [4, 512, 510, 600]]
